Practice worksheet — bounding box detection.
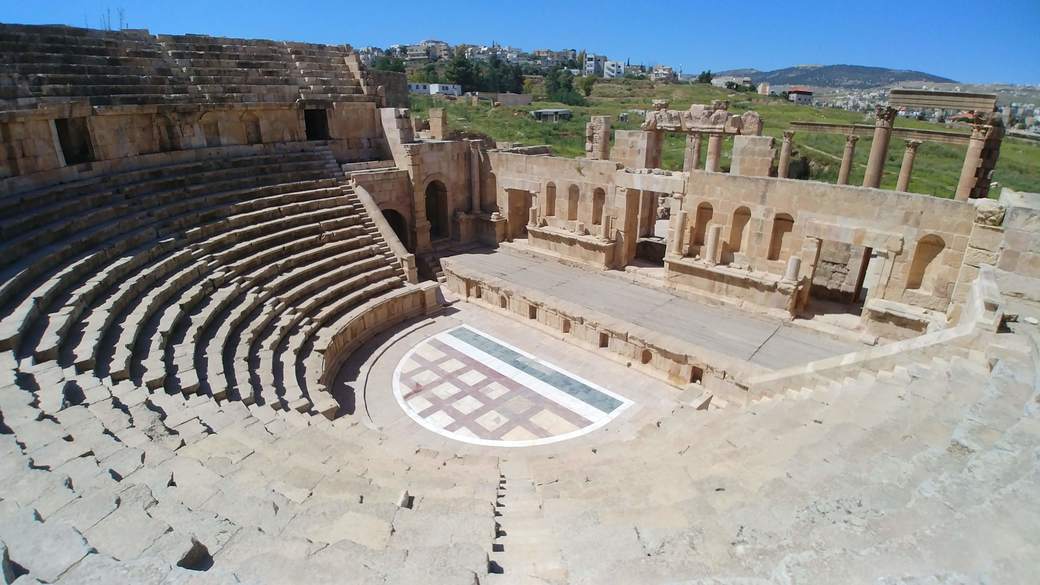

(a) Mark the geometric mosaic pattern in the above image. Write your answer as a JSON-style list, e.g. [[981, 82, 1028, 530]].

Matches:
[[393, 325, 632, 447]]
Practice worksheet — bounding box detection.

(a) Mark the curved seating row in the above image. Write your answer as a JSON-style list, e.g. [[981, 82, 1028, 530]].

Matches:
[[0, 23, 365, 106], [0, 142, 405, 417], [0, 140, 498, 583]]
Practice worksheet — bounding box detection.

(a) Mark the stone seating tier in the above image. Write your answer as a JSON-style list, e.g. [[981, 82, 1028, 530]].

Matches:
[[0, 344, 498, 584], [0, 24, 371, 106], [0, 143, 408, 426]]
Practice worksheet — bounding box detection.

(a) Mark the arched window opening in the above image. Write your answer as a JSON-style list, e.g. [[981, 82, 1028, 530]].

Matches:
[[592, 187, 606, 225], [544, 182, 556, 216], [729, 206, 751, 255], [767, 213, 794, 261], [693, 202, 713, 245], [906, 234, 946, 292], [567, 185, 580, 221]]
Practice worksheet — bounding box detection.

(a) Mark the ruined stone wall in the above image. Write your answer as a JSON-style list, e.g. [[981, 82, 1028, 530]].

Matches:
[[610, 130, 662, 169], [397, 140, 471, 246], [682, 172, 977, 312], [962, 190, 1040, 307], [327, 102, 388, 161], [489, 151, 621, 236], [0, 102, 387, 179], [730, 135, 776, 177], [0, 23, 392, 178], [350, 168, 414, 247], [364, 70, 409, 109]]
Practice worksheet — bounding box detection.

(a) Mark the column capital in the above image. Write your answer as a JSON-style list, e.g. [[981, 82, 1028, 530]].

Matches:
[[844, 134, 860, 145], [782, 130, 795, 142], [873, 105, 898, 127], [904, 139, 923, 152], [970, 124, 995, 141]]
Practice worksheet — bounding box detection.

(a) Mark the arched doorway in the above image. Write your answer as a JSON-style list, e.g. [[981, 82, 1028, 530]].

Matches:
[[200, 113, 220, 147], [241, 112, 262, 145], [425, 180, 449, 240], [382, 209, 409, 248]]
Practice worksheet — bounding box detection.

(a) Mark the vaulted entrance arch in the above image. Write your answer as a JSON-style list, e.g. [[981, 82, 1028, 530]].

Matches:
[[425, 180, 449, 240], [382, 209, 409, 248]]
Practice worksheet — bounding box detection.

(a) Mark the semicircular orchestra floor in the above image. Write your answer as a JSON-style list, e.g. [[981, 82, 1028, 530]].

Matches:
[[393, 325, 632, 447], [341, 301, 678, 453]]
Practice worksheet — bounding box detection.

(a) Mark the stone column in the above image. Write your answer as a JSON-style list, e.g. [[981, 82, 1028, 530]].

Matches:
[[705, 133, 723, 172], [895, 139, 923, 192], [777, 131, 794, 178], [683, 132, 702, 172], [837, 134, 859, 185], [669, 210, 688, 256], [585, 116, 612, 160], [862, 106, 897, 188], [783, 256, 802, 282], [528, 207, 538, 227], [469, 141, 482, 214], [955, 124, 992, 201], [703, 224, 723, 265]]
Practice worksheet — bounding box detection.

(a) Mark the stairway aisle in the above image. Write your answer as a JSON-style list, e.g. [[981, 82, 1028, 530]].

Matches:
[[488, 458, 570, 585]]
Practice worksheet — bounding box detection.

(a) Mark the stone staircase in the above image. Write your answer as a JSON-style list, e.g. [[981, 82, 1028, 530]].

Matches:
[[477, 324, 1039, 583]]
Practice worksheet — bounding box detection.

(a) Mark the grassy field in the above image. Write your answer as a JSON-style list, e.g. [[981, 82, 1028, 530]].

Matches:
[[410, 81, 1040, 199]]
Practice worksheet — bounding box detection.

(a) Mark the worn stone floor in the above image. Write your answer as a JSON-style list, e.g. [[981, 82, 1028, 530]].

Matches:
[[446, 246, 864, 369]]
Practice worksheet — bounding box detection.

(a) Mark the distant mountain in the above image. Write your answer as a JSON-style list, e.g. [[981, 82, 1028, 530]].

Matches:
[[715, 64, 956, 89]]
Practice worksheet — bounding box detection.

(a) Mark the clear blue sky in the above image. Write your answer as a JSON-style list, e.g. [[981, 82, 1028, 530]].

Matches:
[[3, 0, 1038, 84]]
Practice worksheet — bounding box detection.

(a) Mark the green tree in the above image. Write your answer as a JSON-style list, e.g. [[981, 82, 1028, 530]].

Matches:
[[444, 53, 477, 91], [696, 70, 714, 84], [576, 75, 596, 97], [544, 68, 585, 106], [411, 63, 440, 83], [370, 55, 405, 73]]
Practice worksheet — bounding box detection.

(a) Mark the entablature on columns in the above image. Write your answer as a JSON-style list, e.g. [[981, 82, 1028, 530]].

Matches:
[[788, 121, 977, 146], [640, 100, 764, 137], [801, 220, 905, 255]]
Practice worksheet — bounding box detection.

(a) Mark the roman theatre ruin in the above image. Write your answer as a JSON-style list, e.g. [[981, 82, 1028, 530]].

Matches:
[[0, 23, 1038, 585]]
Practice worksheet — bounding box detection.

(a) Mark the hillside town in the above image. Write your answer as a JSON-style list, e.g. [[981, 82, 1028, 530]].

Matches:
[[361, 40, 1040, 136]]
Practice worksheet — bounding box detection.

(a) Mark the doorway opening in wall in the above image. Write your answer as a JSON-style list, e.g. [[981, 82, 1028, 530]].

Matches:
[[55, 118, 95, 165], [425, 180, 449, 240], [507, 189, 533, 241], [805, 242, 881, 327], [304, 109, 330, 140], [382, 209, 409, 249], [634, 190, 666, 268]]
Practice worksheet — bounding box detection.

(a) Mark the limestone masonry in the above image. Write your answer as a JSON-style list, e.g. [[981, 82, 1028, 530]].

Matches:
[[0, 22, 1038, 585]]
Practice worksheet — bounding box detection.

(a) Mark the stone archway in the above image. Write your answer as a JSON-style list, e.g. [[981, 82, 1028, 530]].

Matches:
[[241, 112, 262, 145], [425, 180, 449, 240], [382, 209, 409, 247]]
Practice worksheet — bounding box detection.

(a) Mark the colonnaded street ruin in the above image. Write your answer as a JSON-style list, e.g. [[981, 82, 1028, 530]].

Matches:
[[0, 22, 1038, 585]]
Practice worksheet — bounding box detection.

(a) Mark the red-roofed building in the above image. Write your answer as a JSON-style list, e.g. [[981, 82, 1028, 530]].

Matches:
[[788, 86, 814, 105]]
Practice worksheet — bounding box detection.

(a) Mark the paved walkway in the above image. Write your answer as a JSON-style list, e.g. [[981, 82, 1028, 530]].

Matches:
[[446, 248, 864, 370]]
